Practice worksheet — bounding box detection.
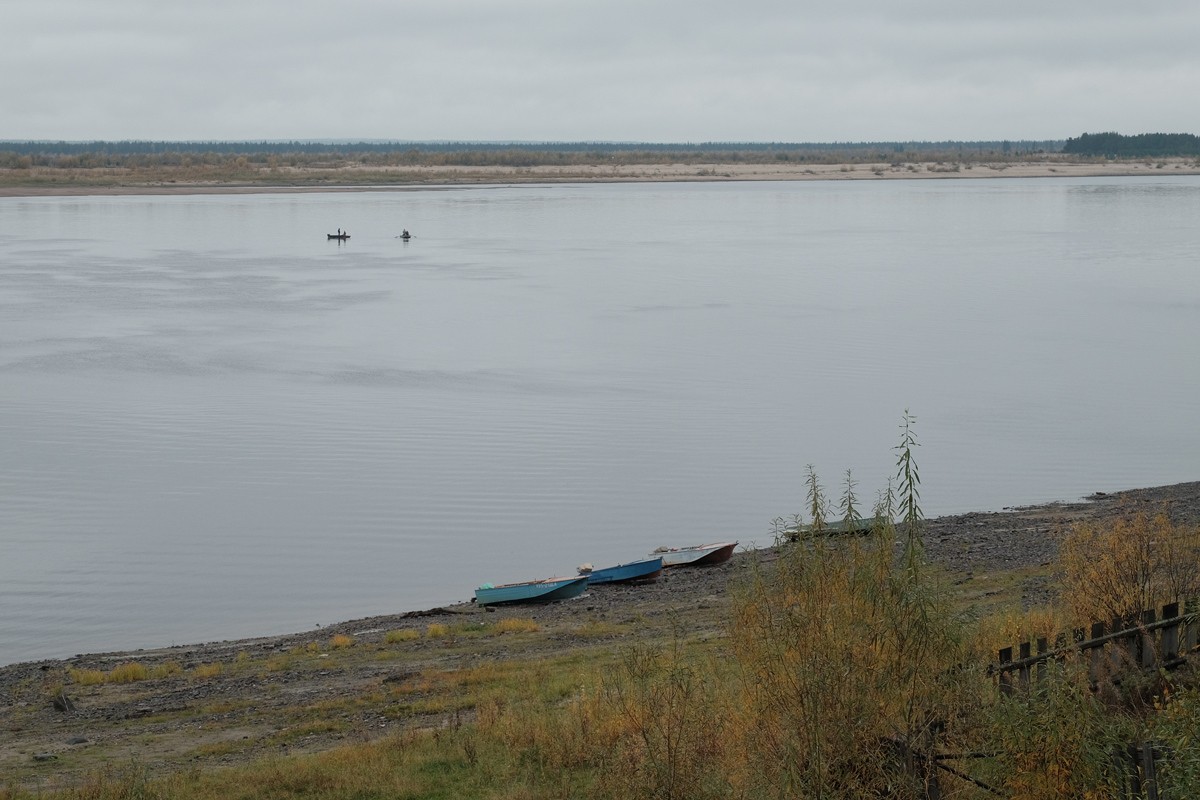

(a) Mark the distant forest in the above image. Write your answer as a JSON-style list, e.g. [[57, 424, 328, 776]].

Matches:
[[0, 139, 1062, 160], [1062, 132, 1200, 157]]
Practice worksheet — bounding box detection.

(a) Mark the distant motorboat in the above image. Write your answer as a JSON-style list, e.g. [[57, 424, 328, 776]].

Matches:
[[328, 233, 350, 240]]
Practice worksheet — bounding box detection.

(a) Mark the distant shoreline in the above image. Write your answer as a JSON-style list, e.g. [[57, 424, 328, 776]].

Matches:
[[2, 158, 1199, 197]]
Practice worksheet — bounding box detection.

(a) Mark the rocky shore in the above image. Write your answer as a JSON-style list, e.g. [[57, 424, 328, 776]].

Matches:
[[2, 481, 1197, 786]]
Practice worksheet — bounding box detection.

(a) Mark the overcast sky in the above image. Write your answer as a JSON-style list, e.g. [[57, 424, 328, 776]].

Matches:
[[4, 0, 1199, 143]]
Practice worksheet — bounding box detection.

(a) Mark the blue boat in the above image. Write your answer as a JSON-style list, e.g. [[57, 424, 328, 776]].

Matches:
[[579, 556, 664, 585], [474, 576, 588, 606]]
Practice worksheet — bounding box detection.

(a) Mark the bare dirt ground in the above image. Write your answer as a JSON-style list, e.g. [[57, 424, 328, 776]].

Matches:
[[2, 481, 1197, 788]]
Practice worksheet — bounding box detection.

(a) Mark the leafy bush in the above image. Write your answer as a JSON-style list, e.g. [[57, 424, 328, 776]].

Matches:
[[1060, 511, 1200, 625]]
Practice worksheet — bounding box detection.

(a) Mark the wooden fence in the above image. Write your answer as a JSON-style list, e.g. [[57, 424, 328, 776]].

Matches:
[[994, 599, 1200, 693], [993, 600, 1199, 799]]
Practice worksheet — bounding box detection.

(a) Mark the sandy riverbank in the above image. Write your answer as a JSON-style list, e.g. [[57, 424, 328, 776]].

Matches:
[[2, 158, 1198, 197], [2, 481, 1197, 786]]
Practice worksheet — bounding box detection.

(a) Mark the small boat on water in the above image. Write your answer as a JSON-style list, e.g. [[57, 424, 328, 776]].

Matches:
[[652, 541, 737, 568], [578, 556, 663, 585], [474, 576, 588, 606], [327, 233, 350, 240]]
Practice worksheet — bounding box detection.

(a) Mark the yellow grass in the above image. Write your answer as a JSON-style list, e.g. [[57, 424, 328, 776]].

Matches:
[[190, 662, 224, 680], [69, 660, 181, 686], [493, 618, 539, 634]]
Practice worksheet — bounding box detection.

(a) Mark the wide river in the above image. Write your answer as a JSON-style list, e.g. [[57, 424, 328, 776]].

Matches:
[[2, 177, 1198, 665]]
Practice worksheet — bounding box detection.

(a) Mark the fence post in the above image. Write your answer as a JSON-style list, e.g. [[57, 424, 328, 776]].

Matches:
[[1089, 621, 1106, 683], [1115, 616, 1135, 672], [1140, 741, 1159, 800], [1141, 608, 1158, 669], [997, 646, 1013, 695], [1185, 598, 1199, 653], [1018, 641, 1032, 688], [1162, 602, 1181, 661], [1113, 744, 1138, 800]]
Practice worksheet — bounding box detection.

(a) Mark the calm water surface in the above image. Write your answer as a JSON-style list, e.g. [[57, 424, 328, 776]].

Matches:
[[2, 178, 1198, 664]]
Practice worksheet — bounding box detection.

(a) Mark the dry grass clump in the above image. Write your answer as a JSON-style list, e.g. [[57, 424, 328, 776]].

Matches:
[[384, 628, 419, 644], [493, 617, 539, 635], [68, 661, 181, 686], [190, 662, 224, 680]]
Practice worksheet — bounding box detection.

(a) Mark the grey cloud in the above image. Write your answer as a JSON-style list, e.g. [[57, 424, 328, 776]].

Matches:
[[3, 0, 1199, 140]]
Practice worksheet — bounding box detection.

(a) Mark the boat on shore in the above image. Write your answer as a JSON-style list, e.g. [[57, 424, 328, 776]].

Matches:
[[474, 576, 588, 606], [578, 556, 663, 585], [652, 541, 737, 567], [785, 518, 880, 540]]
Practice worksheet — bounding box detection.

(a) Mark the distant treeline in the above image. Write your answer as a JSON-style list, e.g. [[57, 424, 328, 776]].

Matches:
[[1062, 132, 1200, 158], [0, 138, 1063, 160]]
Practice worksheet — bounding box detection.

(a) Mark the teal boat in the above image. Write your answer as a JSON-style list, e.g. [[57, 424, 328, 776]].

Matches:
[[579, 556, 663, 585], [474, 576, 588, 606]]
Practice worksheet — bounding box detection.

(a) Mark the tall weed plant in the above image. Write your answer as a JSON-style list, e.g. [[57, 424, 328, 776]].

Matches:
[[724, 413, 972, 798]]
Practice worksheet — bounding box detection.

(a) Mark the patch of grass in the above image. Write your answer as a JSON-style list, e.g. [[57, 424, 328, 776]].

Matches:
[[187, 740, 242, 759], [68, 667, 108, 686], [190, 662, 223, 680], [196, 698, 257, 716], [264, 654, 296, 672], [68, 660, 180, 686], [573, 620, 623, 638], [425, 623, 450, 639], [105, 662, 147, 684], [492, 618, 539, 635], [329, 633, 355, 650], [267, 719, 348, 745], [384, 628, 420, 644]]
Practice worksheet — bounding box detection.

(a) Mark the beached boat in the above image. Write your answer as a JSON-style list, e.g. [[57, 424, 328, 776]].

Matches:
[[474, 576, 588, 606], [578, 556, 663, 585], [652, 541, 737, 568], [785, 518, 880, 540], [327, 233, 350, 240]]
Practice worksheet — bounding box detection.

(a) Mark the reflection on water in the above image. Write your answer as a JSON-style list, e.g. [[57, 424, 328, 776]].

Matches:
[[2, 178, 1198, 664]]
